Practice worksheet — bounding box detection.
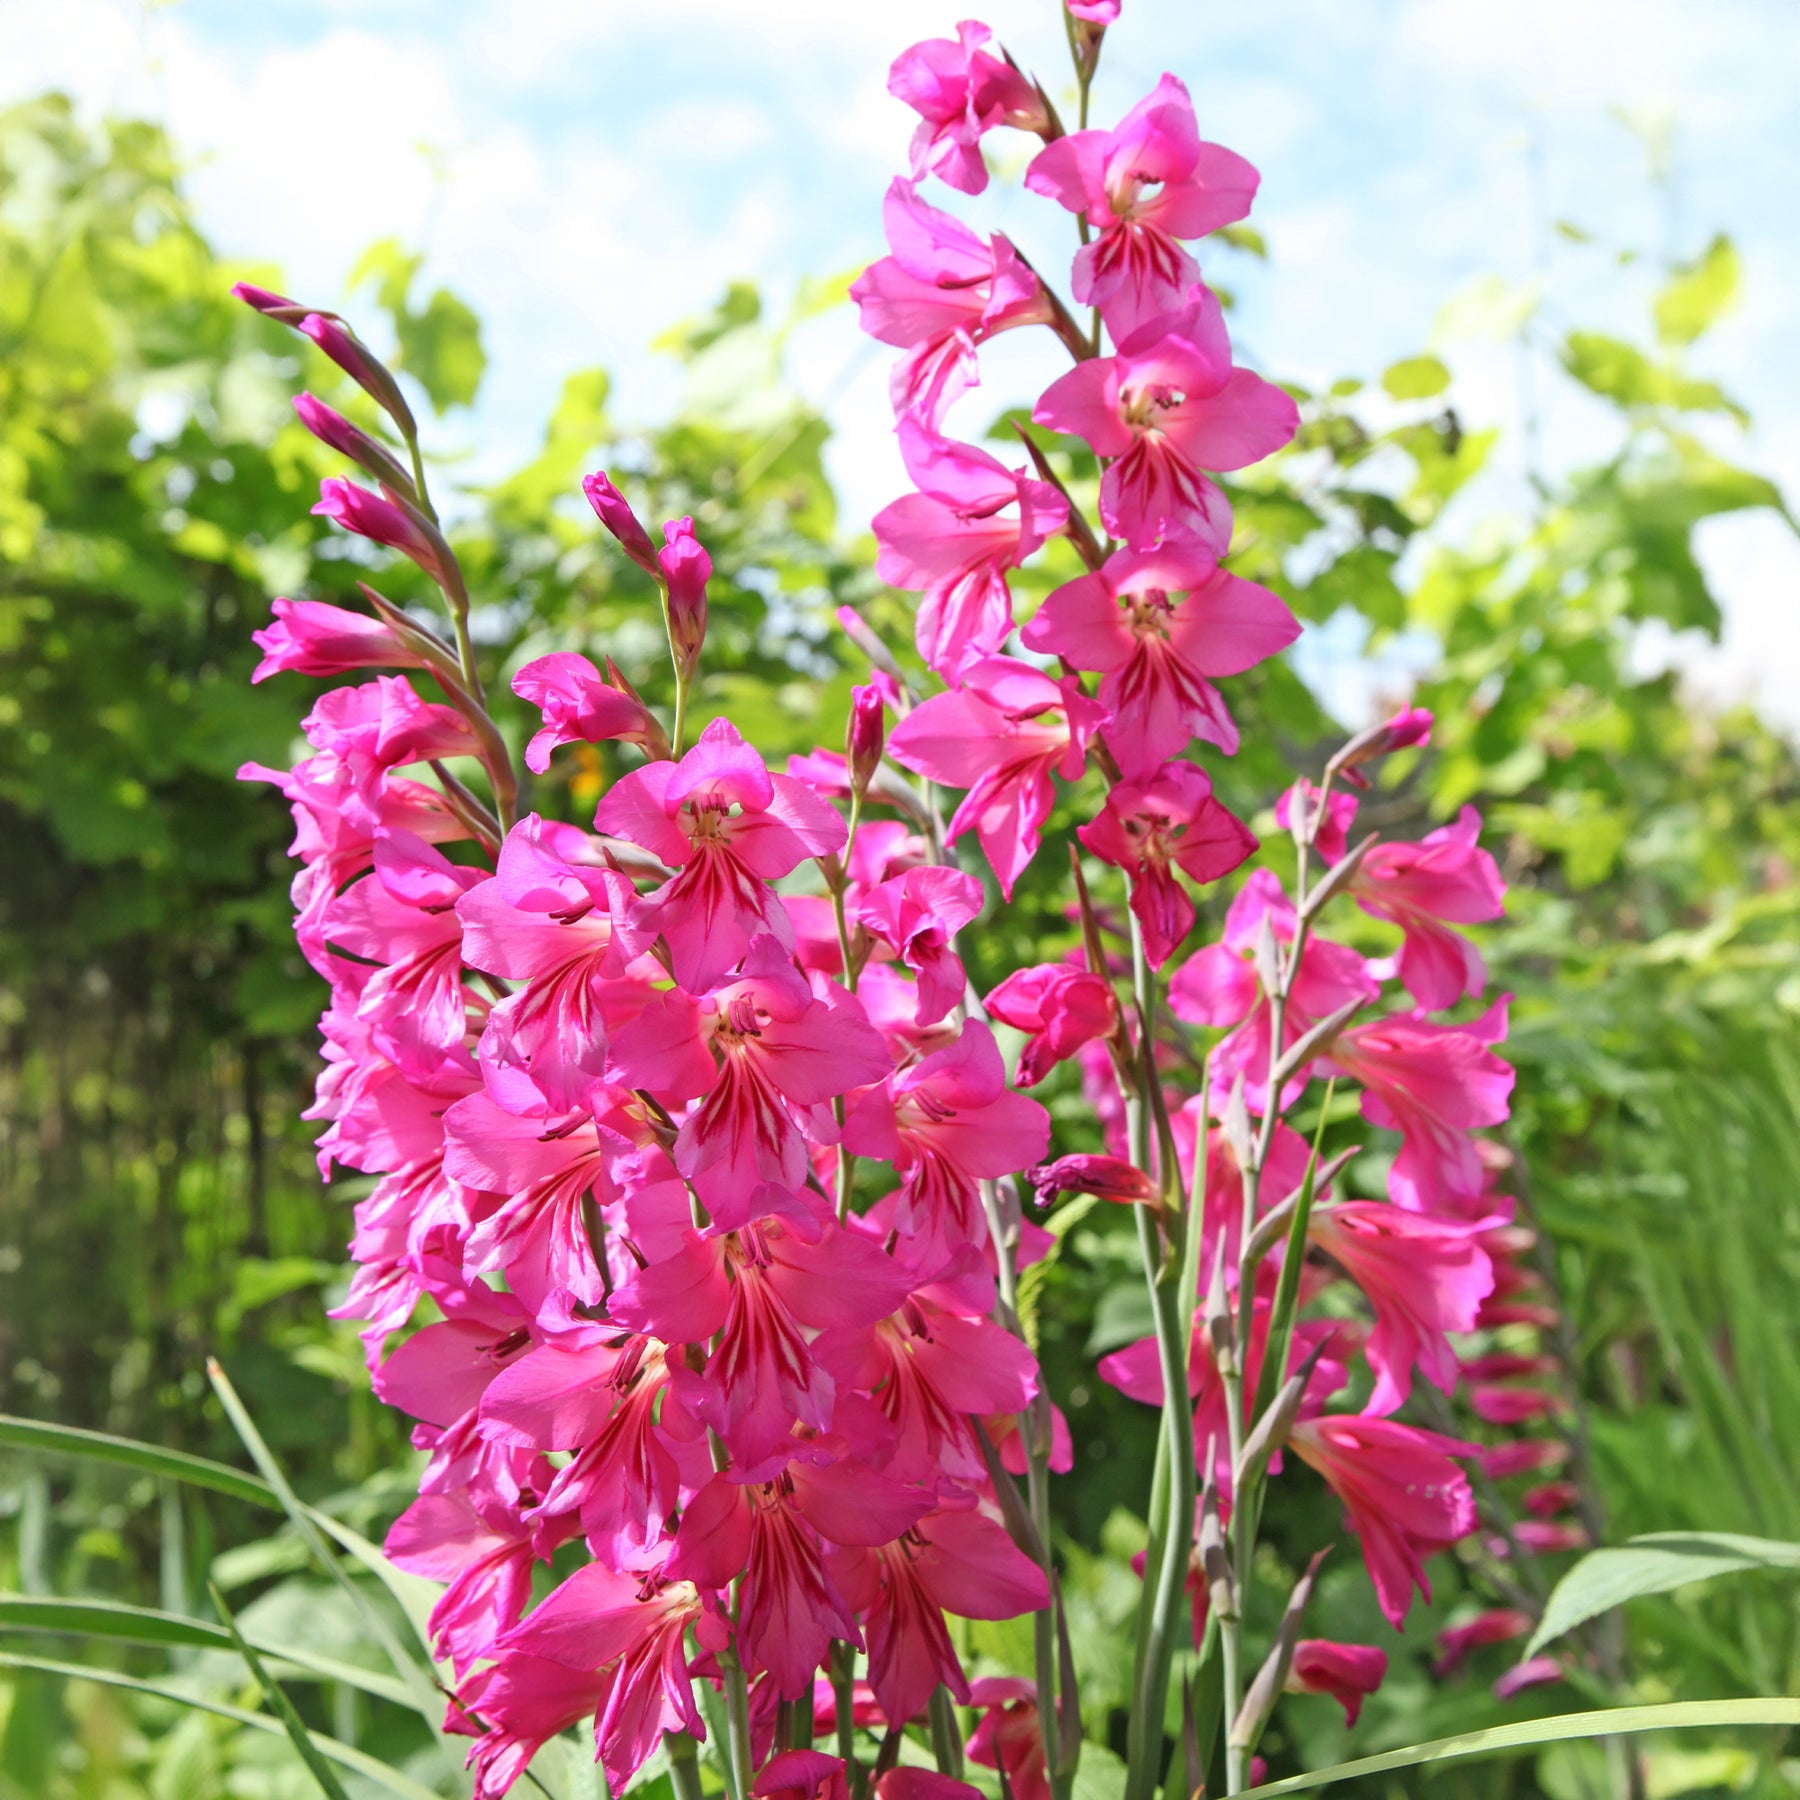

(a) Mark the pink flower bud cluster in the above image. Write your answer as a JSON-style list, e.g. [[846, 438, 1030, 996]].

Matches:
[[235, 9, 1564, 1792]]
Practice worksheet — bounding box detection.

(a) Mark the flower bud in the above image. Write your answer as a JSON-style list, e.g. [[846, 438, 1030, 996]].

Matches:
[[312, 477, 453, 592], [1327, 706, 1433, 788], [231, 280, 313, 324], [658, 516, 711, 677], [249, 596, 425, 684], [297, 313, 417, 439], [581, 472, 659, 574], [1025, 1153, 1158, 1207], [847, 682, 885, 796], [293, 393, 417, 500]]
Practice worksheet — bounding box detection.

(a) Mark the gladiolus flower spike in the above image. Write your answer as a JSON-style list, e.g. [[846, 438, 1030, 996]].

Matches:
[[238, 11, 1528, 1800]]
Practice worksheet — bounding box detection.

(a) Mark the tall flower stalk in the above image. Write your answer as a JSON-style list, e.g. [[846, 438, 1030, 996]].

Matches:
[[235, 6, 1528, 1798]]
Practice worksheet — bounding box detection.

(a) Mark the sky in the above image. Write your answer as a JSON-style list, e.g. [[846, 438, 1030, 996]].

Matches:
[[4, 0, 1797, 725]]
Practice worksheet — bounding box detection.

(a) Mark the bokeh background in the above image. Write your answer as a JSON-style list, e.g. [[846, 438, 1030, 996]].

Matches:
[[1, 0, 1797, 1795]]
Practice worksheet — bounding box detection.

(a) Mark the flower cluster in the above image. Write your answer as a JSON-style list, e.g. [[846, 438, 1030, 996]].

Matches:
[[237, 6, 1543, 1798]]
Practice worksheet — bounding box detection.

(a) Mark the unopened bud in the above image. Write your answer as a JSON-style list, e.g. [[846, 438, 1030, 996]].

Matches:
[[1326, 706, 1433, 788], [581, 472, 659, 574], [297, 313, 417, 439], [231, 281, 313, 324], [658, 516, 711, 677], [293, 394, 416, 500], [312, 477, 454, 594], [847, 683, 886, 796]]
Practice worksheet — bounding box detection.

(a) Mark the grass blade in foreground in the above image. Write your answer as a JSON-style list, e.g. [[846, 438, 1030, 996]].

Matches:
[[209, 1580, 355, 1800], [0, 1412, 279, 1511], [1240, 1698, 1800, 1796], [0, 1650, 447, 1800], [0, 1594, 415, 1705]]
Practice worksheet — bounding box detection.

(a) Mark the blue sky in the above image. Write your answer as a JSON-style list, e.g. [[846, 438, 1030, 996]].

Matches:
[[6, 0, 1797, 723]]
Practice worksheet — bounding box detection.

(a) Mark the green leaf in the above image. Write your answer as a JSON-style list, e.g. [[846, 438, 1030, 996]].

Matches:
[[1241, 1699, 1800, 1796], [1525, 1532, 1800, 1657], [1381, 355, 1451, 400], [1654, 234, 1740, 347], [205, 1361, 450, 1733], [1562, 332, 1747, 424], [0, 1412, 280, 1511], [398, 286, 486, 411], [0, 1651, 446, 1800], [209, 1580, 354, 1800], [0, 1594, 415, 1706]]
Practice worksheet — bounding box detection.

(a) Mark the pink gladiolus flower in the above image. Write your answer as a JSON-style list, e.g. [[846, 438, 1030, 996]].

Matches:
[[1170, 870, 1380, 1111], [1433, 1607, 1533, 1678], [512, 652, 664, 773], [1078, 763, 1258, 967], [297, 312, 416, 435], [1325, 1001, 1514, 1212], [483, 1335, 687, 1567], [757, 1752, 850, 1800], [1523, 1479, 1581, 1519], [986, 962, 1119, 1087], [1349, 807, 1505, 1010], [1307, 1201, 1495, 1415], [873, 424, 1068, 682], [609, 936, 892, 1228], [829, 1507, 1050, 1725], [1479, 1438, 1569, 1480], [659, 515, 710, 674], [302, 676, 480, 770], [1511, 1520, 1588, 1554], [1288, 1415, 1477, 1627], [1067, 0, 1121, 21], [325, 831, 484, 1072], [886, 657, 1105, 898], [967, 1678, 1050, 1800], [294, 391, 417, 497], [1285, 1640, 1388, 1726], [852, 178, 1054, 427], [456, 815, 653, 1113], [386, 1485, 564, 1677], [813, 1292, 1038, 1487], [1469, 1385, 1562, 1425], [1027, 1152, 1158, 1206], [1026, 75, 1258, 337], [440, 1092, 631, 1320], [888, 22, 1050, 196], [1034, 287, 1297, 552], [842, 1021, 1049, 1259], [1276, 779, 1359, 864], [313, 476, 454, 590], [251, 596, 425, 684], [1494, 1655, 1566, 1699], [877, 1772, 984, 1800], [581, 470, 659, 573], [851, 865, 984, 1025], [595, 717, 846, 991], [463, 1565, 706, 1795], [1023, 543, 1299, 768]]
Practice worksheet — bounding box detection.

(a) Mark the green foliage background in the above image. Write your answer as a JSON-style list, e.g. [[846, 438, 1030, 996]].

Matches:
[[1, 93, 1797, 1800]]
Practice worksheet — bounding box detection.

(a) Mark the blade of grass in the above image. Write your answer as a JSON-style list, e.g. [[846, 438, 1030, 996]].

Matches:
[[0, 1650, 447, 1800], [1239, 1698, 1800, 1796], [209, 1580, 355, 1800], [0, 1595, 414, 1706], [204, 1360, 452, 1745], [0, 1413, 279, 1511]]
